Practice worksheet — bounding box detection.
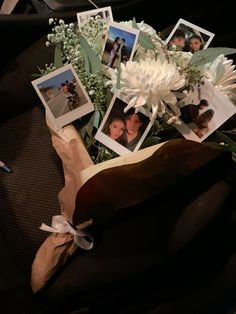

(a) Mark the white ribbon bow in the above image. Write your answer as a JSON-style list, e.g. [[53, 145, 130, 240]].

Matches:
[[40, 215, 93, 250]]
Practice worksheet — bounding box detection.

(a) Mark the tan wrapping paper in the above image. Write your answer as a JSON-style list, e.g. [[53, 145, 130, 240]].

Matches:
[[31, 233, 76, 293], [31, 121, 94, 293], [50, 124, 94, 224], [31, 118, 165, 293]]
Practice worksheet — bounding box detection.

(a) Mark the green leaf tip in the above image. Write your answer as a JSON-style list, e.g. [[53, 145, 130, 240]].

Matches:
[[78, 33, 101, 74], [190, 47, 236, 66]]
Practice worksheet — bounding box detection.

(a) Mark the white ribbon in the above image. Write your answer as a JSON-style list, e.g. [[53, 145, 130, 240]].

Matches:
[[40, 215, 93, 250]]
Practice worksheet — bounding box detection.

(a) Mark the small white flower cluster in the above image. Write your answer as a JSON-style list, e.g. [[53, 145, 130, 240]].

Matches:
[[45, 17, 110, 110], [80, 15, 108, 55]]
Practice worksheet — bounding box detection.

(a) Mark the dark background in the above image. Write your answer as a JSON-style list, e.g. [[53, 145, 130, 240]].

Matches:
[[0, 0, 235, 66]]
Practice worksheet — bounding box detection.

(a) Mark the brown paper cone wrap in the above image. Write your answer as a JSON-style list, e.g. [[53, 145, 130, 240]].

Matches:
[[50, 124, 94, 224], [31, 120, 227, 294], [31, 122, 94, 293], [31, 233, 76, 293]]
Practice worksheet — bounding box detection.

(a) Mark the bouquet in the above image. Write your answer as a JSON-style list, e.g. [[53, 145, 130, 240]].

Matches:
[[31, 8, 236, 162], [30, 8, 236, 293]]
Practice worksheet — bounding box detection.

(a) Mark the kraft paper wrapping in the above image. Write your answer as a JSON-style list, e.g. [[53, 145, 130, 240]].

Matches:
[[31, 115, 168, 294], [31, 233, 76, 293], [49, 124, 94, 224], [31, 120, 94, 293]]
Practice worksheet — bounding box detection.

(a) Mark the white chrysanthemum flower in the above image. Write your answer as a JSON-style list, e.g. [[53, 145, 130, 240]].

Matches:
[[110, 58, 185, 119], [201, 54, 236, 101]]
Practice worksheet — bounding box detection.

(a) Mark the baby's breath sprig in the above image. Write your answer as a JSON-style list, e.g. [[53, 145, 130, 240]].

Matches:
[[183, 65, 204, 92], [77, 70, 111, 112], [44, 18, 111, 113], [80, 15, 108, 56], [38, 63, 56, 76], [46, 19, 81, 65]]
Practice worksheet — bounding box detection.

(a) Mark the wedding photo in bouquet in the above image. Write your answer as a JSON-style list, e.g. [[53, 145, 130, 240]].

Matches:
[[31, 6, 236, 163]]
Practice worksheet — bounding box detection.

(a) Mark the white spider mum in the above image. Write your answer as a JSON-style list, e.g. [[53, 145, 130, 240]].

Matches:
[[110, 58, 185, 119], [201, 54, 236, 102]]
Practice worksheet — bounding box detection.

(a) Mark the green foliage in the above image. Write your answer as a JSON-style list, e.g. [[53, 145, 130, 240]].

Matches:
[[116, 50, 122, 90], [204, 141, 236, 153], [36, 17, 236, 164], [190, 47, 236, 66], [204, 130, 236, 153], [54, 43, 64, 69], [132, 18, 155, 50], [141, 136, 161, 148], [216, 130, 236, 146], [78, 33, 101, 74]]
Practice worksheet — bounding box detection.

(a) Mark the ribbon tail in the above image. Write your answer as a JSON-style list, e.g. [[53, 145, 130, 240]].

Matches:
[[40, 223, 58, 233], [74, 233, 94, 250]]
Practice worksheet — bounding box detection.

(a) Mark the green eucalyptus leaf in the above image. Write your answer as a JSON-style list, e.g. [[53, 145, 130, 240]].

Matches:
[[132, 18, 155, 50], [141, 136, 161, 148], [31, 73, 43, 78], [54, 43, 63, 69], [37, 65, 44, 75], [85, 113, 95, 136], [215, 130, 236, 146], [80, 109, 103, 140], [204, 141, 236, 153], [106, 88, 113, 107], [78, 33, 101, 74], [190, 47, 236, 66], [116, 49, 121, 90], [93, 110, 101, 129]]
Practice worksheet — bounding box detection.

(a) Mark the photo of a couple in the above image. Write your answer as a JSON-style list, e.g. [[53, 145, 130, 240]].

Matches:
[[103, 107, 148, 151], [95, 95, 152, 155], [174, 80, 236, 142], [107, 37, 128, 68], [179, 99, 214, 138], [101, 21, 139, 70], [32, 64, 94, 129], [165, 18, 215, 53]]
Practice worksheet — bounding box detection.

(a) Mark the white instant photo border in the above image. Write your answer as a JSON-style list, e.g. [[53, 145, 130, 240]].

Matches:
[[101, 21, 140, 70], [174, 80, 236, 142], [165, 18, 215, 50], [95, 93, 153, 156], [77, 6, 113, 29], [31, 64, 94, 130]]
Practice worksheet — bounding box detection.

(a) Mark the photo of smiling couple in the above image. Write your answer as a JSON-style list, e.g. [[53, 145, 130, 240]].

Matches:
[[95, 96, 152, 155]]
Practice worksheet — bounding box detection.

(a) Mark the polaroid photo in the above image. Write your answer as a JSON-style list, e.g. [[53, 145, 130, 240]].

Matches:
[[31, 64, 94, 130], [95, 94, 153, 156], [101, 21, 140, 70], [165, 18, 215, 53], [77, 6, 113, 29], [173, 80, 236, 142]]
